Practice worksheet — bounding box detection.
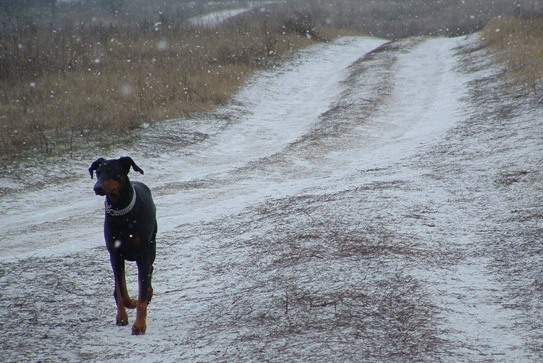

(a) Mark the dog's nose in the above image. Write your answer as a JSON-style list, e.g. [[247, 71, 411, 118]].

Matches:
[[93, 183, 105, 196]]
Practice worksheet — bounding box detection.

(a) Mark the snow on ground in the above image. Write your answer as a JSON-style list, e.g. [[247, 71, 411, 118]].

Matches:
[[187, 2, 274, 27], [187, 8, 251, 27], [1, 34, 543, 362]]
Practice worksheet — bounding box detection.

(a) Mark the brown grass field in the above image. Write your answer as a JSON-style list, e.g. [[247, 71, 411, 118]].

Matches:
[[482, 15, 543, 92], [0, 6, 328, 160]]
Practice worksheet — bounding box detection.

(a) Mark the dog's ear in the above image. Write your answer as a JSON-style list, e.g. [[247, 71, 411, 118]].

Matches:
[[88, 158, 106, 179], [119, 156, 144, 175]]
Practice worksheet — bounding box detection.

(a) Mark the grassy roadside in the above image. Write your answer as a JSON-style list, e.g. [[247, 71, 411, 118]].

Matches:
[[481, 15, 543, 92], [1, 7, 353, 164]]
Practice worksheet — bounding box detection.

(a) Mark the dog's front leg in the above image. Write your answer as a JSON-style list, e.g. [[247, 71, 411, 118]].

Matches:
[[132, 258, 153, 335]]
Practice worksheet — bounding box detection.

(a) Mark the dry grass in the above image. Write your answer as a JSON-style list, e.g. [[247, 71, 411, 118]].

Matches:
[[0, 7, 332, 163], [482, 15, 543, 91]]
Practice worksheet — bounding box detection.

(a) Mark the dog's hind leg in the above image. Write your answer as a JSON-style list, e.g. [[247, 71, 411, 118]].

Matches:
[[119, 270, 137, 309], [111, 257, 136, 326]]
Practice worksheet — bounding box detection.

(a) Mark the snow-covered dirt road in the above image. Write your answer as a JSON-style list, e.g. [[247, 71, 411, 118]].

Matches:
[[1, 34, 542, 362]]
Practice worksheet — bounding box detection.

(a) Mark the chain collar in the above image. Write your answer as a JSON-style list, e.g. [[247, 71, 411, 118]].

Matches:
[[105, 186, 136, 217]]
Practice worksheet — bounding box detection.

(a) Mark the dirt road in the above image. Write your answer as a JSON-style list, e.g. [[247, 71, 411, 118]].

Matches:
[[1, 34, 542, 362]]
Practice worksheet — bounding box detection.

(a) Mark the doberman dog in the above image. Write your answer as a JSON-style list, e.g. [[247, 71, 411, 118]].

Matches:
[[89, 156, 157, 335]]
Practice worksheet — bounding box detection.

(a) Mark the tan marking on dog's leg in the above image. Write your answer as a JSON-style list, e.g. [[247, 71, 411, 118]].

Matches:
[[119, 273, 137, 309], [115, 281, 129, 326], [131, 301, 148, 335], [147, 281, 154, 304]]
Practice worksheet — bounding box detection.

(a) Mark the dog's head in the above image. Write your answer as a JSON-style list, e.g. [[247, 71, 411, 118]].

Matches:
[[89, 157, 144, 201]]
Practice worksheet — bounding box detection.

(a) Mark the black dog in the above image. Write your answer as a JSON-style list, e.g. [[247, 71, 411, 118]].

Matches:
[[89, 157, 157, 335]]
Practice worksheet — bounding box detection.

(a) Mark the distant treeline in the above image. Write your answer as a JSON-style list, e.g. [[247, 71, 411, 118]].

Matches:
[[3, 0, 542, 38], [0, 0, 239, 27], [0, 0, 124, 15]]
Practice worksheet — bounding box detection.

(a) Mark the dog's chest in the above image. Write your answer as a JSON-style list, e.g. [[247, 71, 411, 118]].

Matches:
[[105, 217, 143, 260]]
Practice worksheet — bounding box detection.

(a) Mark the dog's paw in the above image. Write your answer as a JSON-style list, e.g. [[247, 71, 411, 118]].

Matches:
[[131, 320, 146, 335], [116, 312, 129, 326]]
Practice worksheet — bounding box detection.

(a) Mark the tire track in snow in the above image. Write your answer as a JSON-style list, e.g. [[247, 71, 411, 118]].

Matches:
[[338, 37, 533, 360], [144, 37, 388, 230]]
